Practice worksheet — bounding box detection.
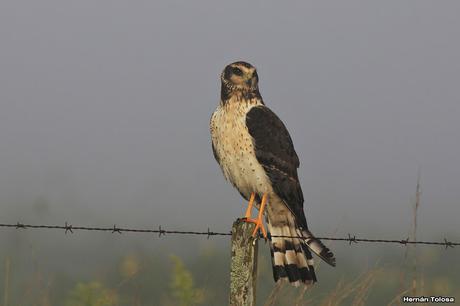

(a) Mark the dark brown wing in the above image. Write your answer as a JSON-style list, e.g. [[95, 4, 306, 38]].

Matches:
[[246, 105, 308, 228]]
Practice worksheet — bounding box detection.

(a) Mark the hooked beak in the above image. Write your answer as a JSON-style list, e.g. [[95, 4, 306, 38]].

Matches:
[[244, 72, 257, 88]]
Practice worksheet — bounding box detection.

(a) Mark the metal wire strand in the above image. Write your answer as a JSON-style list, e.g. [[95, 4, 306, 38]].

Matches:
[[0, 222, 458, 248]]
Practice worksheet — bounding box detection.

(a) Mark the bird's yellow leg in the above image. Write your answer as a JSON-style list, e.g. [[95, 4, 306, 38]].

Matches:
[[244, 192, 256, 218], [251, 193, 268, 239], [241, 193, 268, 239]]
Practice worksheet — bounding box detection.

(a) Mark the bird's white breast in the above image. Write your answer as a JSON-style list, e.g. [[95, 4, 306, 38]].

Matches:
[[210, 99, 273, 199]]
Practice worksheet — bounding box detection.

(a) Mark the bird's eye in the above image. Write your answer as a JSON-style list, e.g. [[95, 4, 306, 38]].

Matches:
[[232, 67, 243, 76]]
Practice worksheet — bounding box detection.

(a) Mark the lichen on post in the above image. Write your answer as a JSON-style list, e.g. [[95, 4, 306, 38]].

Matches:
[[229, 219, 259, 306]]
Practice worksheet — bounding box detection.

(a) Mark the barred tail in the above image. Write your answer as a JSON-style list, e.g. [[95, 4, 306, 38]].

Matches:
[[299, 228, 336, 267], [267, 223, 317, 287]]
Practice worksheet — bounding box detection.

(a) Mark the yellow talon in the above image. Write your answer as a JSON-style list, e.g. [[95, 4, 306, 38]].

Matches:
[[241, 193, 268, 239]]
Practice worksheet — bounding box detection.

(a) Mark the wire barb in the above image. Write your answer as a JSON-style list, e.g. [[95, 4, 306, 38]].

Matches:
[[158, 225, 166, 237], [348, 233, 358, 245], [400, 237, 409, 245], [444, 238, 454, 249], [16, 222, 26, 229], [64, 222, 73, 234], [112, 225, 122, 234]]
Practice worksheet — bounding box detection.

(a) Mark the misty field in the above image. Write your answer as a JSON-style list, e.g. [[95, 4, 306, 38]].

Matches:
[[1, 224, 458, 305]]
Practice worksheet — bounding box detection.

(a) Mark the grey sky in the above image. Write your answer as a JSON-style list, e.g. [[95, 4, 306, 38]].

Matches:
[[0, 0, 459, 240]]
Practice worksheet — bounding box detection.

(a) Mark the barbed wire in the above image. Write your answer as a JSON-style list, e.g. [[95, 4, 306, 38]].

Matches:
[[0, 222, 458, 249]]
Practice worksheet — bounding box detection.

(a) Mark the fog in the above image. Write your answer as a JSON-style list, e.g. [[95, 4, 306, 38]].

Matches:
[[1, 0, 459, 246]]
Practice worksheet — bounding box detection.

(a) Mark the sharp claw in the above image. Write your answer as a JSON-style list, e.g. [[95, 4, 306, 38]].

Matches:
[[240, 193, 269, 239], [250, 222, 267, 239]]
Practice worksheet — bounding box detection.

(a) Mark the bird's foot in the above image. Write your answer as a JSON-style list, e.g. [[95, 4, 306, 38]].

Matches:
[[241, 193, 268, 239], [241, 217, 267, 239]]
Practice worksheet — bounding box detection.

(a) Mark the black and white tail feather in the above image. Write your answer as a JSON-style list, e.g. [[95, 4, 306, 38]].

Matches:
[[267, 222, 335, 287]]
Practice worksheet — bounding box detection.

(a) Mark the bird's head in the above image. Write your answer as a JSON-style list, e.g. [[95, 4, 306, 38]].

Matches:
[[221, 61, 259, 94]]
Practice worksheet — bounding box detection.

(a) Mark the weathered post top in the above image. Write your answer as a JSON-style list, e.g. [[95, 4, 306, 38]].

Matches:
[[229, 219, 259, 306]]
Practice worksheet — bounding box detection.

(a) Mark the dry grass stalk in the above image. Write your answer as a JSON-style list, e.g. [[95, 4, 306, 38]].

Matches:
[[318, 268, 380, 306], [294, 285, 310, 306], [411, 170, 421, 297], [386, 288, 411, 306], [3, 257, 10, 306], [263, 279, 285, 306], [350, 269, 380, 306], [397, 170, 421, 305]]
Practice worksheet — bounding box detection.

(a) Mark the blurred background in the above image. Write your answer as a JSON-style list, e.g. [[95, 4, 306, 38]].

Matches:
[[0, 1, 459, 305]]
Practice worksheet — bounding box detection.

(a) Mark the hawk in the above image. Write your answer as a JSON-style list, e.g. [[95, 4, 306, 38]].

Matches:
[[210, 61, 336, 286]]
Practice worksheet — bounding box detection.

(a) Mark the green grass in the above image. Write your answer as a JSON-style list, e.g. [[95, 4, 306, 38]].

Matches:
[[1, 242, 459, 306]]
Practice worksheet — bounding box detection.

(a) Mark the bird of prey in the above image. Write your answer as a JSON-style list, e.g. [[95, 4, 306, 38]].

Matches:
[[210, 61, 335, 286]]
